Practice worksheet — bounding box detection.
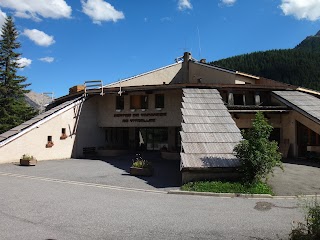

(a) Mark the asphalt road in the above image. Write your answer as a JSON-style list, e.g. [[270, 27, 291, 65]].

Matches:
[[0, 171, 304, 240]]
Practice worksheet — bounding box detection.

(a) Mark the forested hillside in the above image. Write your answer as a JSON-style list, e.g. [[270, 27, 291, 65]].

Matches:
[[211, 31, 320, 90]]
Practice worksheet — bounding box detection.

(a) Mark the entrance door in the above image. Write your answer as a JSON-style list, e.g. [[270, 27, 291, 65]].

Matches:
[[136, 128, 168, 151]]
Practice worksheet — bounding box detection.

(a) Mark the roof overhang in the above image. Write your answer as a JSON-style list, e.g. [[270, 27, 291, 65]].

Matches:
[[272, 91, 320, 125]]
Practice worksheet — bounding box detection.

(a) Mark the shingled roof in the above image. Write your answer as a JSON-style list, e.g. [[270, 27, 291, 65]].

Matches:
[[180, 88, 242, 169], [272, 90, 320, 125]]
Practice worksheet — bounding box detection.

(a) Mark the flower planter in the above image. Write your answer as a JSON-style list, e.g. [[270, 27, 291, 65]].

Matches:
[[20, 158, 37, 166], [130, 167, 153, 177]]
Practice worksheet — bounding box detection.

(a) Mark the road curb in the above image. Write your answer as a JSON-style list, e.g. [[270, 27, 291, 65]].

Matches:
[[167, 190, 319, 199]]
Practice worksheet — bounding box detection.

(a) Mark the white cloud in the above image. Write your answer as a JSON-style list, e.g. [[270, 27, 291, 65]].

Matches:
[[17, 57, 32, 68], [0, 8, 6, 27], [23, 29, 55, 47], [161, 17, 172, 22], [81, 0, 124, 24], [39, 57, 54, 63], [280, 0, 320, 21], [178, 0, 192, 11], [0, 0, 71, 21], [220, 0, 236, 6]]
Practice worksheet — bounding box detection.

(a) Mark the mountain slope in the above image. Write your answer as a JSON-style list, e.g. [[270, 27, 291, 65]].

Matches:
[[25, 91, 52, 113], [295, 31, 320, 52], [211, 31, 320, 90]]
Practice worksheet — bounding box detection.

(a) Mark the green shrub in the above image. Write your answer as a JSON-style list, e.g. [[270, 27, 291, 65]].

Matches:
[[233, 112, 282, 183], [21, 154, 34, 160], [132, 154, 152, 169], [290, 197, 320, 240]]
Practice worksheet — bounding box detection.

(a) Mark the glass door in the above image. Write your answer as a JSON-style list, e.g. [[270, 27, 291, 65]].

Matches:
[[136, 128, 168, 151]]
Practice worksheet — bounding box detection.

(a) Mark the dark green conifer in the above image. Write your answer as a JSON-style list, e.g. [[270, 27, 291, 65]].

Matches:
[[0, 16, 36, 134], [211, 30, 320, 90]]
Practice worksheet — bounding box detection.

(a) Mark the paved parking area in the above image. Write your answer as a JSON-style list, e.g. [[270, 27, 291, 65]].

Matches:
[[268, 159, 320, 196], [0, 153, 181, 192], [0, 156, 319, 196]]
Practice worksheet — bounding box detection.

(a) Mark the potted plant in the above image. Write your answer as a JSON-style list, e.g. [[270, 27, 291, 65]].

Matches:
[[20, 154, 37, 166], [130, 154, 153, 176]]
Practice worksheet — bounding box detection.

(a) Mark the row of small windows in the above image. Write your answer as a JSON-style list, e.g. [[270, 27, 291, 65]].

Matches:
[[116, 94, 164, 110], [45, 128, 67, 148]]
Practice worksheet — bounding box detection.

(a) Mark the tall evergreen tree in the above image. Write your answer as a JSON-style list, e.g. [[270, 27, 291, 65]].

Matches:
[[0, 16, 36, 134]]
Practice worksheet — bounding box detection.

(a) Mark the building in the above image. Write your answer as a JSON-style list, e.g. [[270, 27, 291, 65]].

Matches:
[[1, 52, 320, 182]]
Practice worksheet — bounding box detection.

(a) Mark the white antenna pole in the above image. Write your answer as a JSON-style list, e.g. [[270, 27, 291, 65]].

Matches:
[[118, 80, 123, 96]]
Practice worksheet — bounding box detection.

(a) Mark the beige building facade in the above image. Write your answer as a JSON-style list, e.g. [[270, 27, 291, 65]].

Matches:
[[1, 52, 320, 182]]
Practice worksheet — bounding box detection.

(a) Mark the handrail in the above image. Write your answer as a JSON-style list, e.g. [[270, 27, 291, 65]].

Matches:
[[84, 80, 104, 96]]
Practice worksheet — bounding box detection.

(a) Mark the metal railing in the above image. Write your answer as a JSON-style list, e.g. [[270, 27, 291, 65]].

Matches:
[[84, 80, 104, 96]]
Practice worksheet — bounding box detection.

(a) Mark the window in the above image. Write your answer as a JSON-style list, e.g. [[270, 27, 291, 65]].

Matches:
[[141, 95, 148, 109], [155, 94, 164, 108], [60, 128, 67, 140], [116, 96, 124, 110], [130, 95, 148, 109], [46, 136, 54, 148], [234, 94, 244, 105]]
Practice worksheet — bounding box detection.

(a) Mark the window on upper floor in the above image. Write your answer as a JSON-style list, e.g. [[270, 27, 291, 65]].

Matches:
[[116, 96, 124, 110], [155, 94, 164, 108], [234, 94, 244, 105], [130, 95, 148, 109]]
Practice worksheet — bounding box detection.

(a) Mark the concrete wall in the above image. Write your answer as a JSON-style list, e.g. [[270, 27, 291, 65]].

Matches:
[[233, 112, 292, 156], [232, 110, 320, 158], [189, 62, 235, 84], [284, 111, 320, 157], [97, 89, 183, 128], [189, 62, 257, 85], [0, 96, 108, 163], [182, 168, 241, 184], [73, 96, 105, 157], [235, 75, 256, 85], [233, 113, 283, 129], [0, 104, 79, 163], [106, 63, 183, 88]]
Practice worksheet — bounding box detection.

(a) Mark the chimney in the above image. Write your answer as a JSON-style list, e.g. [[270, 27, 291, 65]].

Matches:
[[183, 52, 191, 62], [182, 52, 191, 83], [69, 85, 85, 94], [200, 59, 206, 63]]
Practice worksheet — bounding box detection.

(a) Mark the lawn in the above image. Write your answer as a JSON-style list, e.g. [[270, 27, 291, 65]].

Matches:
[[181, 181, 274, 195]]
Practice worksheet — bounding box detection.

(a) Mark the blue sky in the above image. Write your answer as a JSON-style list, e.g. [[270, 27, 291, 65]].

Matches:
[[0, 0, 320, 97]]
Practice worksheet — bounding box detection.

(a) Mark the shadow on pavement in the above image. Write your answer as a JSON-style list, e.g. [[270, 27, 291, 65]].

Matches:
[[94, 152, 182, 189], [283, 158, 320, 168]]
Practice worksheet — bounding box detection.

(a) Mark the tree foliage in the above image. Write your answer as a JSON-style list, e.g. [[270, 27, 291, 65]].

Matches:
[[211, 32, 320, 90], [0, 16, 36, 134], [233, 112, 282, 183]]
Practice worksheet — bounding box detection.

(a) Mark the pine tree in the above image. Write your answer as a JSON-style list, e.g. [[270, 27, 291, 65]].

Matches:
[[0, 16, 36, 134]]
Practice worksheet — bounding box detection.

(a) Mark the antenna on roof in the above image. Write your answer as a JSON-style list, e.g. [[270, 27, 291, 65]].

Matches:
[[118, 80, 123, 96], [197, 26, 202, 59]]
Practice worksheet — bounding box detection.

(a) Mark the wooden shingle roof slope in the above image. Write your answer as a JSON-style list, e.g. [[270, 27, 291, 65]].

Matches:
[[180, 88, 242, 169], [273, 90, 320, 125]]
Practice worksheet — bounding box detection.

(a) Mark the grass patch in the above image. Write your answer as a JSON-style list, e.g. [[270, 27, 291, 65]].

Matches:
[[181, 181, 274, 195]]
